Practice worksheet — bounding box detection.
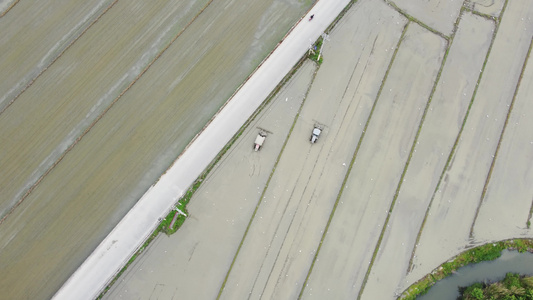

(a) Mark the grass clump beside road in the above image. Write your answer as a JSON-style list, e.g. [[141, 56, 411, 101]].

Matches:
[[306, 0, 363, 65], [459, 273, 533, 300], [158, 180, 201, 235], [96, 180, 200, 299], [400, 239, 533, 300], [308, 37, 324, 64]]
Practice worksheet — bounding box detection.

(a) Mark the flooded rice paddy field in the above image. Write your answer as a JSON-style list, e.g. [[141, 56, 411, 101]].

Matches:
[[107, 0, 533, 299], [0, 0, 312, 299]]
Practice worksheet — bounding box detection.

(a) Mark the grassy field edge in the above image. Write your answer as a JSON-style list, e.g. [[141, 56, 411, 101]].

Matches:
[[400, 239, 533, 300]]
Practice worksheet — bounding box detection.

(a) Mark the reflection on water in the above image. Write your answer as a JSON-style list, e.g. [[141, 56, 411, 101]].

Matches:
[[418, 250, 533, 300]]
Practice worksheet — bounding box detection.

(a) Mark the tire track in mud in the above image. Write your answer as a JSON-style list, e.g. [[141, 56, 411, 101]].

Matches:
[[0, 0, 119, 116], [0, 0, 216, 226], [384, 0, 448, 40], [251, 149, 315, 298]]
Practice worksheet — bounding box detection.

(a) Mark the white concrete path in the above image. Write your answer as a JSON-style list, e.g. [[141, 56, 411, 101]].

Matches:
[[52, 0, 350, 299]]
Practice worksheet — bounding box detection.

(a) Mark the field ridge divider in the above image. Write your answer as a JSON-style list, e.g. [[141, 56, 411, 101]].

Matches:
[[384, 0, 450, 41]]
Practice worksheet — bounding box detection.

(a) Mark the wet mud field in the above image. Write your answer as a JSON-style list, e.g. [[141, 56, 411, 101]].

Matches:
[[0, 0, 312, 299], [107, 0, 533, 299]]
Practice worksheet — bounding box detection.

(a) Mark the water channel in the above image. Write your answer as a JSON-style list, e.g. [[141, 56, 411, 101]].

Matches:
[[418, 250, 533, 300]]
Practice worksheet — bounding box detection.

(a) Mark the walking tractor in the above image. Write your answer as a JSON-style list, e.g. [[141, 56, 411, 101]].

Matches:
[[254, 131, 267, 151], [310, 123, 324, 144]]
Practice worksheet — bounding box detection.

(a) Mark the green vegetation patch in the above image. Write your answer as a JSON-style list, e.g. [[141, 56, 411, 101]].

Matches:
[[400, 239, 533, 300], [307, 37, 324, 64], [459, 273, 533, 300], [159, 180, 200, 235], [306, 0, 361, 66], [96, 180, 199, 299]]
